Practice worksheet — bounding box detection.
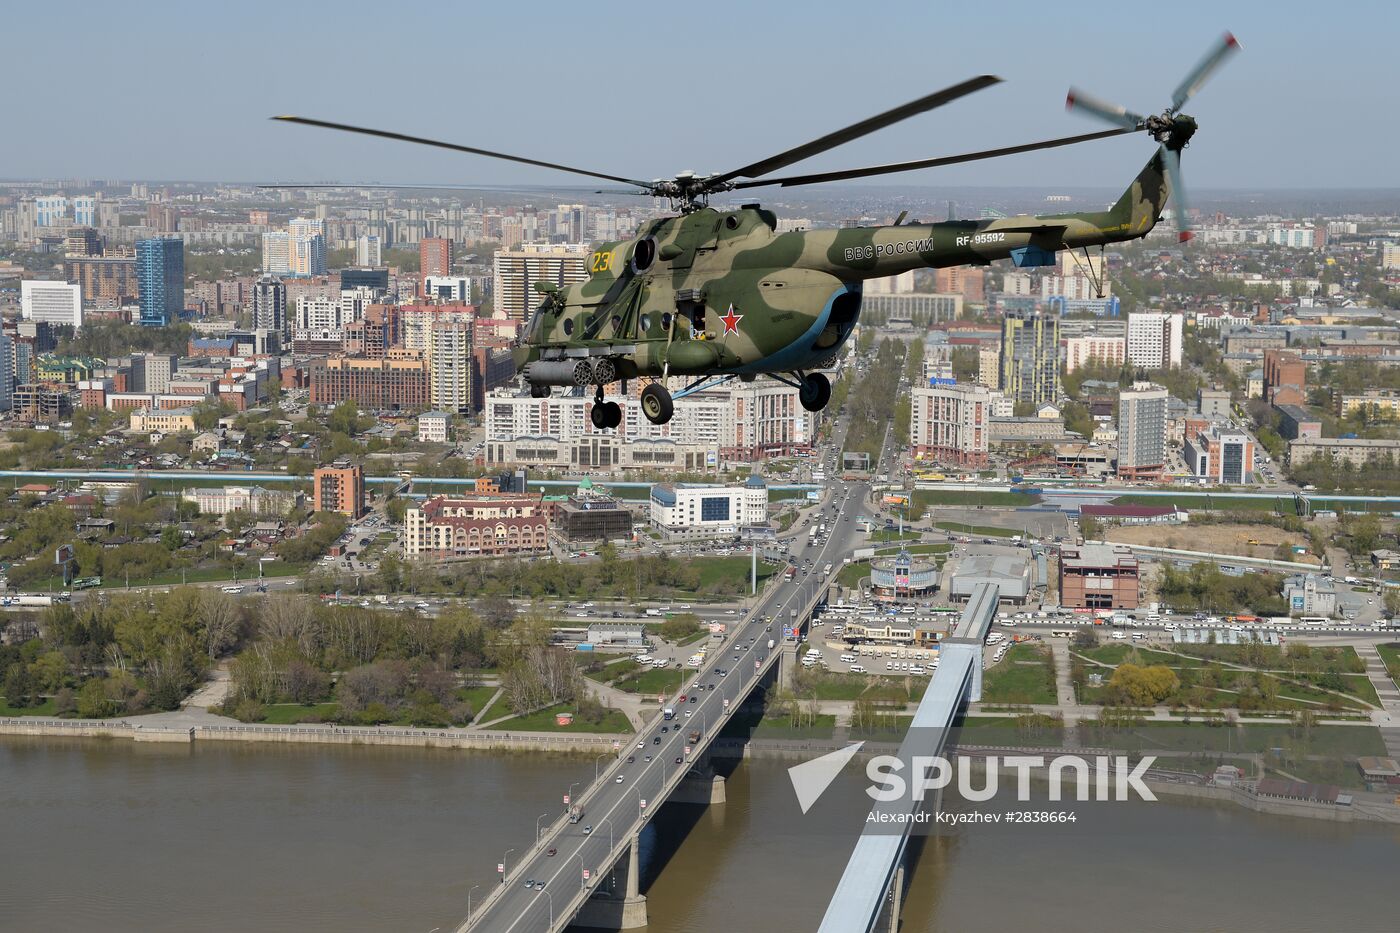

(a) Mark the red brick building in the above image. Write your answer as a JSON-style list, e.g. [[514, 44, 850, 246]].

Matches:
[[1058, 543, 1140, 610], [420, 237, 451, 285], [309, 354, 430, 411], [313, 464, 365, 518]]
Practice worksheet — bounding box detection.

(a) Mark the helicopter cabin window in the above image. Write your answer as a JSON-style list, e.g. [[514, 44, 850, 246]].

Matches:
[[632, 238, 656, 272], [562, 317, 575, 336]]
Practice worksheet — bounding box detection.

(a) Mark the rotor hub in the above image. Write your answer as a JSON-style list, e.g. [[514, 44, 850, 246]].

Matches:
[[1146, 113, 1197, 152]]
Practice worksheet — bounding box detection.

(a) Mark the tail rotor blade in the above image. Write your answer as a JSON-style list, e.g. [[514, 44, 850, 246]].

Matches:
[[1065, 87, 1145, 130], [1163, 148, 1193, 243], [1170, 32, 1241, 112]]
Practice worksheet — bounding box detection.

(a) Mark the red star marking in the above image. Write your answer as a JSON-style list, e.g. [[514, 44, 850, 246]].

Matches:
[[720, 305, 743, 335]]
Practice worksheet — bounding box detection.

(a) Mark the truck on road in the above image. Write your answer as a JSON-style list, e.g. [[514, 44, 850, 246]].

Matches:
[[568, 805, 583, 823], [663, 706, 675, 721]]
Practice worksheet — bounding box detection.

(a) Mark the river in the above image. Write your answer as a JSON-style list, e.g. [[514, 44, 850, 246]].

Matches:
[[2, 737, 1396, 932]]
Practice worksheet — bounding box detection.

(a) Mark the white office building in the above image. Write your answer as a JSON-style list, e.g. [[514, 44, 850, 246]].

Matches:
[[21, 280, 83, 328], [418, 411, 451, 443], [428, 322, 473, 413], [356, 234, 382, 267], [649, 478, 768, 540], [1126, 312, 1184, 370], [424, 275, 473, 303]]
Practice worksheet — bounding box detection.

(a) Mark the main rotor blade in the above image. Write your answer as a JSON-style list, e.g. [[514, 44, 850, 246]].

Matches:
[[707, 75, 1002, 186], [1170, 32, 1241, 112], [255, 182, 644, 195], [270, 115, 653, 189], [728, 127, 1136, 190], [1163, 147, 1193, 243], [1065, 87, 1145, 130]]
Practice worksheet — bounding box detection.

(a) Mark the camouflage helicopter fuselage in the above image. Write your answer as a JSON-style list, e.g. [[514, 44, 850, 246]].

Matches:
[[514, 146, 1173, 390]]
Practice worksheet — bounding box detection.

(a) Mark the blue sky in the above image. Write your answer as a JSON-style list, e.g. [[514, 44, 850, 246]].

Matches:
[[8, 0, 1395, 189]]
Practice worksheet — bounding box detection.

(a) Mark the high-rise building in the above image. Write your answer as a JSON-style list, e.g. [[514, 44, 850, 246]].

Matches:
[[20, 281, 83, 329], [135, 237, 184, 327], [1117, 382, 1169, 481], [420, 237, 451, 284], [910, 381, 990, 466], [289, 231, 327, 276], [356, 235, 382, 268], [71, 197, 97, 227], [1064, 335, 1126, 373], [263, 226, 325, 276], [976, 346, 1000, 389], [428, 321, 473, 413], [1126, 312, 1184, 370], [492, 243, 590, 321], [313, 464, 364, 517], [64, 228, 103, 258], [262, 231, 291, 274], [934, 266, 985, 302], [146, 203, 179, 232], [252, 276, 288, 339], [0, 332, 13, 412], [35, 196, 68, 227], [999, 306, 1059, 405], [66, 254, 139, 304]]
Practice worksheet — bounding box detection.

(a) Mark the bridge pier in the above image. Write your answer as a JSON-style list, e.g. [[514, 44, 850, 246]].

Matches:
[[574, 831, 648, 930], [671, 764, 727, 805], [778, 641, 799, 691], [888, 862, 905, 933]]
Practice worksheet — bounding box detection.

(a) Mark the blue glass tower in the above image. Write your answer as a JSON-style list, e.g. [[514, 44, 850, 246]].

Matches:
[[136, 237, 184, 327]]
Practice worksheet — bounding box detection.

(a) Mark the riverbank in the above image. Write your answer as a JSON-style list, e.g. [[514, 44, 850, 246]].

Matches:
[[0, 716, 619, 753]]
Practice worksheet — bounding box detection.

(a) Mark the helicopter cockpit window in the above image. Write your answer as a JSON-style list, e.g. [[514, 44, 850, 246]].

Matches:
[[523, 307, 547, 343], [632, 238, 656, 273]]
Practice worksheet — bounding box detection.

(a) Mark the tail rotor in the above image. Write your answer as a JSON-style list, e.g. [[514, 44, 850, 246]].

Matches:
[[1065, 32, 1241, 243]]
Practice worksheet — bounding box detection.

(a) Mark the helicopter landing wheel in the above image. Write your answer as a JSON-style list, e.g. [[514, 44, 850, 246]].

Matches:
[[798, 371, 831, 412], [641, 382, 674, 425], [530, 383, 551, 399], [590, 401, 619, 430]]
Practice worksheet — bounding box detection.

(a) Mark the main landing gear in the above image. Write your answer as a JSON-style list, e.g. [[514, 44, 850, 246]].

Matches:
[[641, 382, 674, 425], [590, 385, 623, 430], [798, 372, 831, 412]]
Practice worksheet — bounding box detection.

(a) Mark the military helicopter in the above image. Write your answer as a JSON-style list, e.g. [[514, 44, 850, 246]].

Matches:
[[272, 34, 1237, 429]]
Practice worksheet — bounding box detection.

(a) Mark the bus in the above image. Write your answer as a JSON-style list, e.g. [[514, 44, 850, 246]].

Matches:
[[72, 577, 102, 590]]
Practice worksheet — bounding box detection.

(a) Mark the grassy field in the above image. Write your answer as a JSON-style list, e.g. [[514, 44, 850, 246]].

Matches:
[[694, 556, 778, 589], [613, 667, 684, 697], [933, 522, 1020, 538], [1377, 643, 1400, 682], [486, 702, 633, 733], [914, 490, 1041, 507], [982, 644, 1056, 704], [457, 684, 499, 717], [835, 563, 867, 589], [850, 715, 914, 738], [1110, 493, 1298, 513], [1077, 644, 1203, 667], [752, 713, 838, 739]]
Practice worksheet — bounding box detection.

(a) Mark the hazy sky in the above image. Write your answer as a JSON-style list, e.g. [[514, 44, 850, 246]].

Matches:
[[8, 0, 1395, 190]]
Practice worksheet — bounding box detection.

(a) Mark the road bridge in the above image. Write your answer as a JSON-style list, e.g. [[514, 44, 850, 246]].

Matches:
[[816, 581, 1000, 933], [455, 484, 870, 933]]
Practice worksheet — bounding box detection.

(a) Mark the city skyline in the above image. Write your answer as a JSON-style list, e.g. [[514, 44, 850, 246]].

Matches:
[[5, 1, 1396, 190]]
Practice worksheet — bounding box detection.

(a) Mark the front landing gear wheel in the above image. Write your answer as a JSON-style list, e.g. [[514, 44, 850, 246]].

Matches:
[[641, 382, 674, 425], [591, 401, 623, 430], [799, 372, 831, 412]]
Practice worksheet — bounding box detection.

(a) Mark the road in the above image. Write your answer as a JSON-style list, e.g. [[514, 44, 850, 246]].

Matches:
[[462, 392, 874, 933], [461, 481, 872, 933]]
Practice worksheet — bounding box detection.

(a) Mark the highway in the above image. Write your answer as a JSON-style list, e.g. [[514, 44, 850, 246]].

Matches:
[[460, 481, 872, 933]]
